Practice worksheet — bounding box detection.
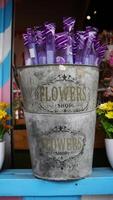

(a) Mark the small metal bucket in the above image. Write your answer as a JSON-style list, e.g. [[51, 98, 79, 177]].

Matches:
[[17, 64, 99, 180]]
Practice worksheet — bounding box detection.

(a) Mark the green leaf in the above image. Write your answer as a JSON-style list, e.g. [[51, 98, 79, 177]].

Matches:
[[96, 109, 105, 116], [101, 118, 113, 139]]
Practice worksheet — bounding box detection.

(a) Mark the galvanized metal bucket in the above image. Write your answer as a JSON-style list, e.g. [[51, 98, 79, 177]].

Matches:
[[17, 64, 99, 180]]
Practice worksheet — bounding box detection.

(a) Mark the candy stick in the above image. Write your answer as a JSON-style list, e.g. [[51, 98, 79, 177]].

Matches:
[[55, 32, 68, 64], [63, 17, 76, 64], [45, 23, 55, 64], [35, 27, 47, 64], [74, 31, 86, 64], [23, 33, 33, 65], [26, 28, 38, 65]]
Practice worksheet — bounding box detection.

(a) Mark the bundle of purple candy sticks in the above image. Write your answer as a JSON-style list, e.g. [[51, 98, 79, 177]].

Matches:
[[23, 17, 107, 66]]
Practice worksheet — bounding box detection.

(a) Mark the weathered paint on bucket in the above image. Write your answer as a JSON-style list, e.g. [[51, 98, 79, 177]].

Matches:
[[17, 64, 99, 180], [25, 111, 96, 180], [17, 64, 99, 114]]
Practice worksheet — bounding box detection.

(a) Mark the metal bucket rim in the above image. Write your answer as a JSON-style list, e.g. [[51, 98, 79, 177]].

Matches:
[[16, 64, 99, 71]]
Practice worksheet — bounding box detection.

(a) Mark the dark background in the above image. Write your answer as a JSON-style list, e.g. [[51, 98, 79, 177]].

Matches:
[[85, 0, 113, 30], [14, 0, 113, 32]]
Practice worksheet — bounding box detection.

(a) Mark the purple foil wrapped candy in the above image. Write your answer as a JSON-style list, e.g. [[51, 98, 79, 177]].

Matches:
[[83, 30, 97, 65], [66, 35, 73, 64], [63, 17, 76, 33], [94, 39, 101, 52], [74, 31, 86, 64], [85, 26, 98, 33], [73, 33, 79, 64], [63, 17, 76, 64], [88, 41, 97, 65], [34, 26, 39, 32], [55, 32, 68, 64], [22, 18, 107, 67], [84, 32, 107, 66], [35, 27, 46, 64], [23, 33, 33, 65], [37, 26, 46, 43], [84, 27, 98, 49], [93, 39, 101, 65], [95, 43, 108, 65], [45, 23, 55, 64], [26, 28, 38, 65]]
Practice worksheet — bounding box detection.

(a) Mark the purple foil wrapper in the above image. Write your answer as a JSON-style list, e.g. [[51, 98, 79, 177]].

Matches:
[[82, 30, 97, 65], [37, 26, 46, 43], [66, 35, 73, 64], [34, 26, 39, 32], [74, 31, 86, 64], [55, 32, 68, 64], [23, 33, 33, 65], [88, 41, 97, 65], [26, 28, 38, 65], [73, 33, 79, 63], [92, 38, 107, 66], [63, 17, 76, 33], [22, 20, 107, 67], [63, 17, 76, 64], [94, 39, 101, 52], [34, 27, 47, 64], [95, 43, 107, 65], [85, 26, 98, 33], [45, 22, 55, 64]]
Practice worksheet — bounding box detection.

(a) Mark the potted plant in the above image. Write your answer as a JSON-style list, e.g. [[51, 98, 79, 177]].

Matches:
[[97, 101, 113, 168], [0, 102, 11, 170]]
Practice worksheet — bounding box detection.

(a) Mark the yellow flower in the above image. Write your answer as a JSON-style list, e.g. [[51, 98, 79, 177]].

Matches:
[[98, 101, 113, 111], [0, 110, 7, 120], [0, 102, 9, 110], [98, 103, 108, 110], [105, 111, 113, 119]]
